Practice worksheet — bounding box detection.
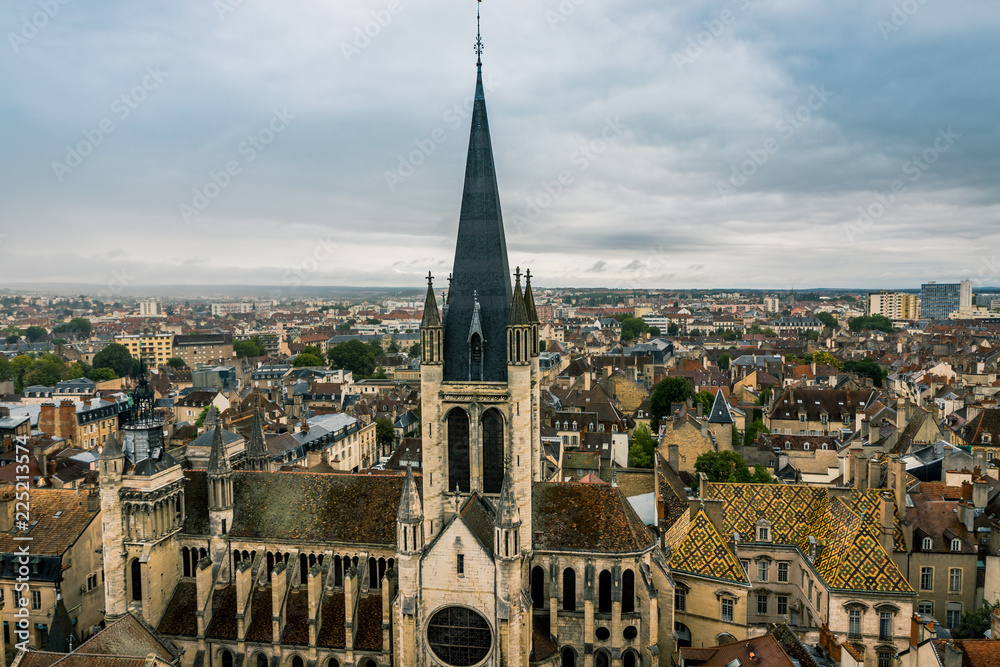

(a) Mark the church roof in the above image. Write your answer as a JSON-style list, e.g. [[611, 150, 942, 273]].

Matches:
[[532, 482, 655, 553], [420, 277, 441, 328], [207, 424, 232, 475], [99, 431, 123, 460], [443, 64, 512, 382], [246, 406, 268, 459], [397, 464, 423, 523], [668, 509, 748, 585], [182, 470, 414, 545], [523, 270, 539, 323], [507, 270, 529, 327]]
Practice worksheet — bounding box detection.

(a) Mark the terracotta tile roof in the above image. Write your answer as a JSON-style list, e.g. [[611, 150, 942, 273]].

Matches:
[[281, 588, 310, 645], [532, 617, 558, 661], [316, 592, 346, 648], [246, 587, 273, 643], [917, 482, 972, 500], [668, 509, 748, 584], [354, 595, 384, 651], [679, 634, 795, 666], [0, 488, 99, 556], [532, 482, 655, 553], [932, 639, 1000, 667]]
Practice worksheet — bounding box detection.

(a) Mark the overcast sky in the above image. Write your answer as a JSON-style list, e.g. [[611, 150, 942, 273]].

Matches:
[[1, 0, 998, 294]]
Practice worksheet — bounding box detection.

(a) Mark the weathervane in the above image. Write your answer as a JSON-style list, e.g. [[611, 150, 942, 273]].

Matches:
[[474, 0, 484, 65]]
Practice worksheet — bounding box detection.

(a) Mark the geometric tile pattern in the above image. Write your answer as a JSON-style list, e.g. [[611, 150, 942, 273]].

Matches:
[[668, 510, 749, 585], [703, 483, 912, 594]]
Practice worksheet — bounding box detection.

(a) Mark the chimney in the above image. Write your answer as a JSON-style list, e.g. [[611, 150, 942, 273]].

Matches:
[[196, 555, 214, 629], [87, 492, 100, 512], [868, 459, 881, 490], [958, 501, 975, 532], [853, 454, 868, 489], [59, 400, 76, 444], [807, 535, 820, 562], [855, 409, 865, 435], [306, 450, 322, 469], [703, 498, 725, 534], [668, 444, 679, 472], [896, 398, 907, 430], [973, 478, 988, 509], [583, 372, 591, 392], [878, 492, 895, 555], [889, 456, 906, 511], [942, 642, 964, 667], [0, 489, 15, 531], [39, 402, 56, 438]]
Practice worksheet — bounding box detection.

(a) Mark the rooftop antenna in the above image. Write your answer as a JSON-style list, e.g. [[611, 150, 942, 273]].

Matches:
[[474, 0, 484, 66]]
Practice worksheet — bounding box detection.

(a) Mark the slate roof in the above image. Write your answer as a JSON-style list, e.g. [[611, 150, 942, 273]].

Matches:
[[177, 470, 411, 545], [442, 64, 512, 383], [668, 509, 748, 585], [679, 634, 795, 667], [532, 482, 655, 553], [76, 612, 179, 662], [157, 581, 198, 636], [707, 388, 735, 424]]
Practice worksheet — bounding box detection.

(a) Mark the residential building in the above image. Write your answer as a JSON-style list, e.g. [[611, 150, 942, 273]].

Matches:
[[867, 291, 921, 320], [115, 332, 174, 368], [172, 333, 234, 367], [38, 398, 127, 450], [139, 297, 163, 317], [211, 302, 254, 316]]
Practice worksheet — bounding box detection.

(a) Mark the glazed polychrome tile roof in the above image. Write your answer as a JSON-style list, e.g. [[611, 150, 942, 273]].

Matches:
[[703, 483, 912, 594], [705, 483, 905, 552], [668, 510, 748, 585]]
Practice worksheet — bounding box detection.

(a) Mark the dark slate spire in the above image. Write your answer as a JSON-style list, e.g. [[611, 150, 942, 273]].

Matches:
[[247, 403, 268, 460], [443, 60, 512, 383], [397, 464, 423, 523], [523, 268, 539, 323], [421, 272, 441, 328], [208, 422, 231, 475], [507, 267, 529, 326], [45, 593, 79, 653], [707, 390, 735, 424], [100, 431, 123, 460]]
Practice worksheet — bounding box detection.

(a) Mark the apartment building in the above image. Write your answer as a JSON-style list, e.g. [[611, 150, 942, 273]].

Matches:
[[114, 332, 174, 368], [867, 291, 921, 320]]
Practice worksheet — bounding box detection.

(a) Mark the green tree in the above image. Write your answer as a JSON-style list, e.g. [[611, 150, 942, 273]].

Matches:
[[327, 340, 378, 378], [815, 312, 837, 328], [194, 406, 210, 428], [648, 326, 660, 337], [337, 319, 355, 331], [301, 345, 323, 358], [367, 339, 383, 356], [743, 418, 767, 446], [694, 390, 714, 416], [689, 328, 703, 337], [293, 352, 325, 367], [718, 353, 732, 371], [802, 329, 820, 341], [166, 357, 187, 369], [5, 334, 19, 345], [667, 323, 679, 336], [25, 326, 47, 342], [23, 355, 65, 388], [0, 356, 11, 382], [408, 342, 420, 357], [233, 337, 266, 358], [365, 318, 382, 325], [375, 417, 395, 451], [63, 361, 90, 380], [93, 343, 139, 377], [843, 357, 887, 387], [811, 351, 843, 370], [86, 367, 116, 382], [954, 601, 1000, 639], [628, 423, 656, 468], [650, 377, 695, 426], [694, 450, 775, 488], [619, 317, 650, 341], [387, 340, 400, 354], [720, 329, 739, 342], [53, 317, 92, 336], [848, 315, 894, 333]]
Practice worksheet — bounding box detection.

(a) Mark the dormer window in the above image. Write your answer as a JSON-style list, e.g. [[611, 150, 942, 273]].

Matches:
[[983, 433, 992, 444], [951, 539, 961, 552], [922, 537, 932, 550], [803, 442, 810, 451], [756, 521, 772, 542], [784, 441, 791, 450]]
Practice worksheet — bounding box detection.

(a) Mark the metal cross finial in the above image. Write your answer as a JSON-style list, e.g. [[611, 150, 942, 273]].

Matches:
[[426, 271, 433, 287], [514, 266, 521, 284], [525, 268, 532, 284], [474, 0, 484, 64]]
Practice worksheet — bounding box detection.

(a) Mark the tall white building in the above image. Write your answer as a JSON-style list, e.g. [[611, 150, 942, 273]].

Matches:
[[867, 291, 921, 320], [139, 297, 162, 317]]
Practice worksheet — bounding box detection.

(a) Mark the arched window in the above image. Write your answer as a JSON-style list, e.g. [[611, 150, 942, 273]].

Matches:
[[598, 570, 612, 613], [300, 553, 309, 584], [378, 558, 387, 587], [922, 537, 932, 550], [291, 657, 304, 667], [482, 409, 504, 494], [220, 650, 234, 667], [623, 650, 638, 667], [130, 559, 142, 601], [622, 569, 635, 613], [563, 568, 576, 611], [951, 538, 962, 552], [334, 555, 343, 587], [595, 650, 611, 667], [182, 547, 190, 577], [447, 409, 470, 493], [561, 648, 576, 667], [531, 566, 545, 608], [255, 654, 268, 667], [326, 660, 339, 667], [369, 557, 379, 588]]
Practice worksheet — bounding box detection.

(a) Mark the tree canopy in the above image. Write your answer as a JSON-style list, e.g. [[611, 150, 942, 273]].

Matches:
[[628, 423, 657, 468], [375, 417, 395, 451], [293, 352, 325, 367], [694, 451, 775, 488], [619, 316, 651, 341], [843, 357, 887, 387], [327, 340, 379, 378], [92, 343, 138, 378], [848, 314, 894, 333], [166, 357, 187, 369], [650, 377, 695, 425], [814, 312, 837, 328], [233, 336, 266, 358]]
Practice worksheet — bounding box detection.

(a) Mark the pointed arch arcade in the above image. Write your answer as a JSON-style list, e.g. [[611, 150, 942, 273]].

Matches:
[[481, 408, 504, 494], [447, 408, 470, 493]]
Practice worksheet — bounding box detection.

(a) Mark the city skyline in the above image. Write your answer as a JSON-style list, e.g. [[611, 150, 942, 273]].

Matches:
[[1, 0, 998, 290]]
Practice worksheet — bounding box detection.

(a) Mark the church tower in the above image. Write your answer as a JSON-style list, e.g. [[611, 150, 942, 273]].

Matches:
[[98, 432, 127, 621], [405, 5, 541, 665], [245, 397, 271, 471]]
